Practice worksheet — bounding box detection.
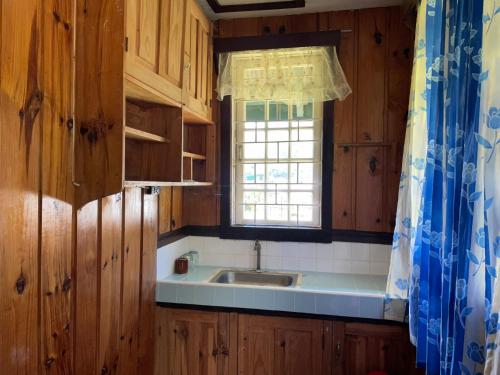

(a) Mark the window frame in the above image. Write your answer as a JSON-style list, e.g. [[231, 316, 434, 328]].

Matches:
[[216, 31, 341, 243]]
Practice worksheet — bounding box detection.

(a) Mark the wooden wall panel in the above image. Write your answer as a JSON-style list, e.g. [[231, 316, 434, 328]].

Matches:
[[0, 1, 41, 373], [138, 191, 159, 374], [74, 0, 124, 207], [74, 201, 100, 375], [40, 0, 74, 373], [119, 188, 143, 375], [158, 187, 173, 234], [355, 147, 385, 232], [356, 8, 387, 144], [332, 147, 355, 229], [99, 193, 123, 375], [385, 7, 413, 232]]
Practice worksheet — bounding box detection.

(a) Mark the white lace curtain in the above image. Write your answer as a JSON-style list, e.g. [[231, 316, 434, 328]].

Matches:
[[216, 46, 351, 113]]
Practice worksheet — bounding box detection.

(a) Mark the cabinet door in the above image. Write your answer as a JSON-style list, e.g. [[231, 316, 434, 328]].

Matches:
[[336, 322, 423, 375], [183, 0, 212, 122], [125, 0, 184, 104], [238, 314, 326, 375], [158, 187, 172, 234], [155, 308, 230, 375]]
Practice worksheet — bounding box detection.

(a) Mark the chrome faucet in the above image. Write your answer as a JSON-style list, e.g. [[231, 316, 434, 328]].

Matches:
[[254, 240, 262, 272]]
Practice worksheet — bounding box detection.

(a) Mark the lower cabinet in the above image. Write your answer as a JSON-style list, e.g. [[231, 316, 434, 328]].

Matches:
[[155, 307, 422, 375]]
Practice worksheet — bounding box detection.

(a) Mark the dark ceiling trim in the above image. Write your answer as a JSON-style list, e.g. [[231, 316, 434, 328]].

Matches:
[[206, 0, 305, 13], [214, 30, 341, 53]]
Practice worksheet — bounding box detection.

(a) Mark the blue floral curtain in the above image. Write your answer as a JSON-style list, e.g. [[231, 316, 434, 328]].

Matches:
[[385, 0, 500, 374]]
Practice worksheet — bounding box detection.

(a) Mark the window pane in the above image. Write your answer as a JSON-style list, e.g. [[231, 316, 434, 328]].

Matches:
[[269, 101, 288, 121], [243, 204, 254, 220], [267, 143, 277, 159], [243, 164, 255, 183], [243, 191, 265, 204], [292, 102, 313, 119], [298, 163, 314, 183], [299, 128, 314, 141], [278, 143, 289, 159], [244, 130, 255, 142], [268, 130, 289, 142], [298, 206, 313, 222], [291, 141, 314, 159], [267, 164, 288, 183], [267, 205, 288, 221], [244, 143, 265, 159], [255, 164, 265, 182], [256, 205, 265, 220], [256, 130, 266, 142], [246, 102, 265, 121], [290, 192, 313, 204]]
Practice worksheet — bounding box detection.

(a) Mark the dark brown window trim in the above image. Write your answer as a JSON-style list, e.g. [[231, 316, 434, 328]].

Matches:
[[206, 0, 305, 14]]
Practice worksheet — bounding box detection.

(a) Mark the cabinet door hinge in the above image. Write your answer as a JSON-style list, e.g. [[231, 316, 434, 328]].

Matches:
[[125, 37, 129, 52]]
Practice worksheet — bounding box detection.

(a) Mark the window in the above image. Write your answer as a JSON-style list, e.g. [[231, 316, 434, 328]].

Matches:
[[232, 99, 323, 228]]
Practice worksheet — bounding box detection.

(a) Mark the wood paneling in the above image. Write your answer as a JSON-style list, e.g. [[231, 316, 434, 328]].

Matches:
[[171, 186, 184, 230], [138, 191, 159, 374], [385, 7, 413, 232], [356, 8, 387, 144], [99, 193, 123, 375], [40, 0, 74, 372], [75, 201, 100, 375], [75, 0, 124, 207], [158, 187, 173, 234], [213, 8, 412, 234], [0, 1, 41, 372]]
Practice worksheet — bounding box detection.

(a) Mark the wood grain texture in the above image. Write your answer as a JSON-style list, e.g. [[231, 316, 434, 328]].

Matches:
[[171, 186, 183, 230], [385, 7, 413, 232], [138, 191, 159, 374], [0, 1, 41, 372], [119, 188, 143, 375], [99, 193, 123, 375], [74, 201, 99, 375], [158, 187, 173, 234], [238, 314, 324, 375], [40, 0, 74, 372], [75, 0, 124, 207], [356, 8, 387, 144]]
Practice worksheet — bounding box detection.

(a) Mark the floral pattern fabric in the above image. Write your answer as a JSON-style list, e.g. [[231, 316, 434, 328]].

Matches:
[[385, 0, 500, 374]]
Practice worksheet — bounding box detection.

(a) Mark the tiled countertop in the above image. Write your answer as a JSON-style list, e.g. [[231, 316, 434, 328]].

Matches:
[[157, 266, 390, 320]]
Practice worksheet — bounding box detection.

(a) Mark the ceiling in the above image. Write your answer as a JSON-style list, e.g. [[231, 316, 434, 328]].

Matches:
[[198, 0, 403, 20]]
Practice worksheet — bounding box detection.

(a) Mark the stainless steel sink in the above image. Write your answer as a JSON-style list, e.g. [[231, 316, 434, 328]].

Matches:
[[209, 270, 299, 287]]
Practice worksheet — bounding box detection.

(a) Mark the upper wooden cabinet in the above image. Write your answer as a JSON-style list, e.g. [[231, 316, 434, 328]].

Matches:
[[125, 0, 186, 106], [125, 0, 213, 123], [183, 0, 213, 123]]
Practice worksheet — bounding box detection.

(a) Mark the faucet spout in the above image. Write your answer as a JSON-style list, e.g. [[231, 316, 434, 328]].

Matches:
[[254, 240, 262, 272]]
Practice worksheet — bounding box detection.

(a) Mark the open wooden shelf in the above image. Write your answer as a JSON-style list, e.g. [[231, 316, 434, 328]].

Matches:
[[125, 126, 169, 143], [182, 151, 206, 160], [124, 180, 213, 188]]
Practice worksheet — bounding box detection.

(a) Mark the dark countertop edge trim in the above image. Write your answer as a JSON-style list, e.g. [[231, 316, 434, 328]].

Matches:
[[156, 302, 407, 326], [157, 226, 393, 248]]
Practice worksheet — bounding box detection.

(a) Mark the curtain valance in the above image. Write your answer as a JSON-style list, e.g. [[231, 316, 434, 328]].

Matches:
[[216, 46, 351, 112]]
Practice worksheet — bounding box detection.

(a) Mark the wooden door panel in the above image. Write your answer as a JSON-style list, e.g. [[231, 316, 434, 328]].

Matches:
[[171, 186, 183, 230], [136, 0, 160, 70], [275, 329, 318, 375], [355, 147, 384, 232], [158, 186, 172, 234], [156, 308, 225, 375], [356, 8, 387, 143], [159, 0, 185, 86]]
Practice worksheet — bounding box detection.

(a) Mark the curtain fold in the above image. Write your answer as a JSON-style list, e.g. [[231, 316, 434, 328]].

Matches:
[[216, 46, 351, 113], [385, 0, 500, 374]]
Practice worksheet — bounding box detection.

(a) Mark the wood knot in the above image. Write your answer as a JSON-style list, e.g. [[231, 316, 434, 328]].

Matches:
[[103, 261, 108, 269], [16, 273, 26, 294], [64, 323, 70, 331], [52, 11, 61, 23], [52, 332, 58, 339], [45, 357, 55, 369], [62, 276, 71, 292], [80, 114, 114, 144], [101, 366, 109, 375], [67, 118, 74, 129]]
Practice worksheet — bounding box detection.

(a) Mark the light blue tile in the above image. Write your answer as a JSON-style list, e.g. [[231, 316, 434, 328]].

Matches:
[[176, 284, 195, 304], [275, 291, 294, 312], [254, 289, 275, 310], [315, 294, 336, 315], [156, 283, 177, 303], [359, 296, 384, 319], [214, 287, 235, 307], [194, 285, 215, 306], [328, 295, 360, 317], [294, 292, 315, 314], [234, 288, 255, 309]]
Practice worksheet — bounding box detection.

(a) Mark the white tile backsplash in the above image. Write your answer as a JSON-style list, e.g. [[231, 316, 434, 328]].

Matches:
[[157, 236, 392, 278]]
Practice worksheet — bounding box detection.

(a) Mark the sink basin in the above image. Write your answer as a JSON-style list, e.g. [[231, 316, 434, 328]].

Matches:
[[209, 270, 299, 287]]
